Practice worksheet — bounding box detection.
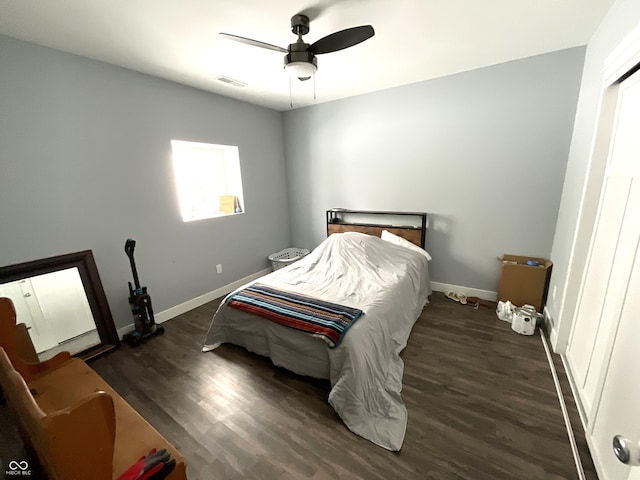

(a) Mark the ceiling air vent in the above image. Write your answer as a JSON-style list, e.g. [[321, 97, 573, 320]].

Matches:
[[215, 75, 247, 88]]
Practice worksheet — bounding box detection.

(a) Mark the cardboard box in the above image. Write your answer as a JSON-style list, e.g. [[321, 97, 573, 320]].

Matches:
[[497, 254, 553, 312]]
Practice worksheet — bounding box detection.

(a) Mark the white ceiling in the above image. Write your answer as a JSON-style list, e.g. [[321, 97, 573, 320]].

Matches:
[[0, 0, 615, 111]]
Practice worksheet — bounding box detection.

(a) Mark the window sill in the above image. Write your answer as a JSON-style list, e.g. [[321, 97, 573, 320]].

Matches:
[[183, 212, 244, 223]]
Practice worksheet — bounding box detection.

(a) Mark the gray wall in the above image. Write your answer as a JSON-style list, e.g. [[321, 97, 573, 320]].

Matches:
[[547, 0, 640, 351], [283, 47, 585, 292], [0, 35, 290, 330]]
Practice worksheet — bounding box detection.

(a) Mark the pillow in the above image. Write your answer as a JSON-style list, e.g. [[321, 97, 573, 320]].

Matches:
[[381, 230, 432, 261]]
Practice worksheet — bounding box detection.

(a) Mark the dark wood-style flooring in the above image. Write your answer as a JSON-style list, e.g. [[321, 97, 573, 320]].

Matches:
[[0, 293, 598, 479]]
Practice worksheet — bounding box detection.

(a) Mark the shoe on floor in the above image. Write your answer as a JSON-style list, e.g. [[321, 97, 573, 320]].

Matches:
[[446, 291, 460, 302], [466, 296, 480, 308], [456, 293, 467, 305], [466, 296, 492, 309]]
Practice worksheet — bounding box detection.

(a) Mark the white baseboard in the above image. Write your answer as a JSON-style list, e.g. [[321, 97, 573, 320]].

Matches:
[[561, 354, 589, 433], [117, 276, 492, 337], [155, 268, 272, 323], [117, 268, 272, 337], [543, 305, 554, 327], [117, 324, 135, 338], [544, 306, 558, 347], [430, 282, 497, 301], [540, 333, 586, 480]]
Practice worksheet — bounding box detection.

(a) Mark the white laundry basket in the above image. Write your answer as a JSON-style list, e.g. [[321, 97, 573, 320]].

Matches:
[[268, 248, 310, 271]]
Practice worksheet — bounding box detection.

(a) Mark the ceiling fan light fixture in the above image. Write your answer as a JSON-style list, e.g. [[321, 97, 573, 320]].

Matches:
[[285, 61, 317, 80], [222, 13, 374, 88]]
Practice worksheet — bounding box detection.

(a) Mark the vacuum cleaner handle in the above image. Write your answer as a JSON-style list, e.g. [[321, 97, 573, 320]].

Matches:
[[124, 238, 141, 290], [125, 238, 136, 258]]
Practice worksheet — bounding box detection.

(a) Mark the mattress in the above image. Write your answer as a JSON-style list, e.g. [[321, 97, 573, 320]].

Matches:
[[203, 232, 432, 450]]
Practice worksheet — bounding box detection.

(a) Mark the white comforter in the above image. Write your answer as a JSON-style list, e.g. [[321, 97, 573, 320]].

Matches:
[[203, 232, 431, 450]]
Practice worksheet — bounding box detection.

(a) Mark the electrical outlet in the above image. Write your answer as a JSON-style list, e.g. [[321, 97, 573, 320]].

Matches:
[[216, 264, 223, 274]]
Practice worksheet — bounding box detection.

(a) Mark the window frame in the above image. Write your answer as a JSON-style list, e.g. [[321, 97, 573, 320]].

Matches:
[[170, 139, 245, 222]]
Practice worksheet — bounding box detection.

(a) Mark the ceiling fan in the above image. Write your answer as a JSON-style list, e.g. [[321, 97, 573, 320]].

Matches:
[[220, 14, 375, 81]]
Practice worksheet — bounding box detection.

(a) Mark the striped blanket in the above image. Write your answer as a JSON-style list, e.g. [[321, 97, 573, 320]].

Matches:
[[227, 283, 363, 348]]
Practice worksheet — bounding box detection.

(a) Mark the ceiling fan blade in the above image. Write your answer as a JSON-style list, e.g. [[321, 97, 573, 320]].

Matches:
[[219, 33, 288, 53], [309, 25, 374, 55]]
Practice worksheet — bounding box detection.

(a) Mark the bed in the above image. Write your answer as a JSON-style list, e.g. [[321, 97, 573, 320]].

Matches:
[[202, 213, 432, 451]]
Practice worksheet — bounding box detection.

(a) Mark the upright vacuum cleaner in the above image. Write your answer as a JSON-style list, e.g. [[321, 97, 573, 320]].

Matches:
[[122, 238, 164, 346]]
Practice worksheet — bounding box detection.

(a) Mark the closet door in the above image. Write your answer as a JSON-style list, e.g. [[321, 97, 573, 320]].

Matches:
[[566, 66, 640, 418], [566, 67, 640, 479]]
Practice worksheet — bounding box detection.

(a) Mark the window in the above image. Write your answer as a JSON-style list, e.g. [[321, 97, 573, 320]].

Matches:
[[171, 140, 245, 222]]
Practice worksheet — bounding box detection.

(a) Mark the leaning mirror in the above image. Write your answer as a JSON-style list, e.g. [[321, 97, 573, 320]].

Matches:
[[0, 250, 119, 360]]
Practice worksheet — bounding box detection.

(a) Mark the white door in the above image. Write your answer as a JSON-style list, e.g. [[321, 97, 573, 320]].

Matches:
[[566, 68, 640, 479]]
